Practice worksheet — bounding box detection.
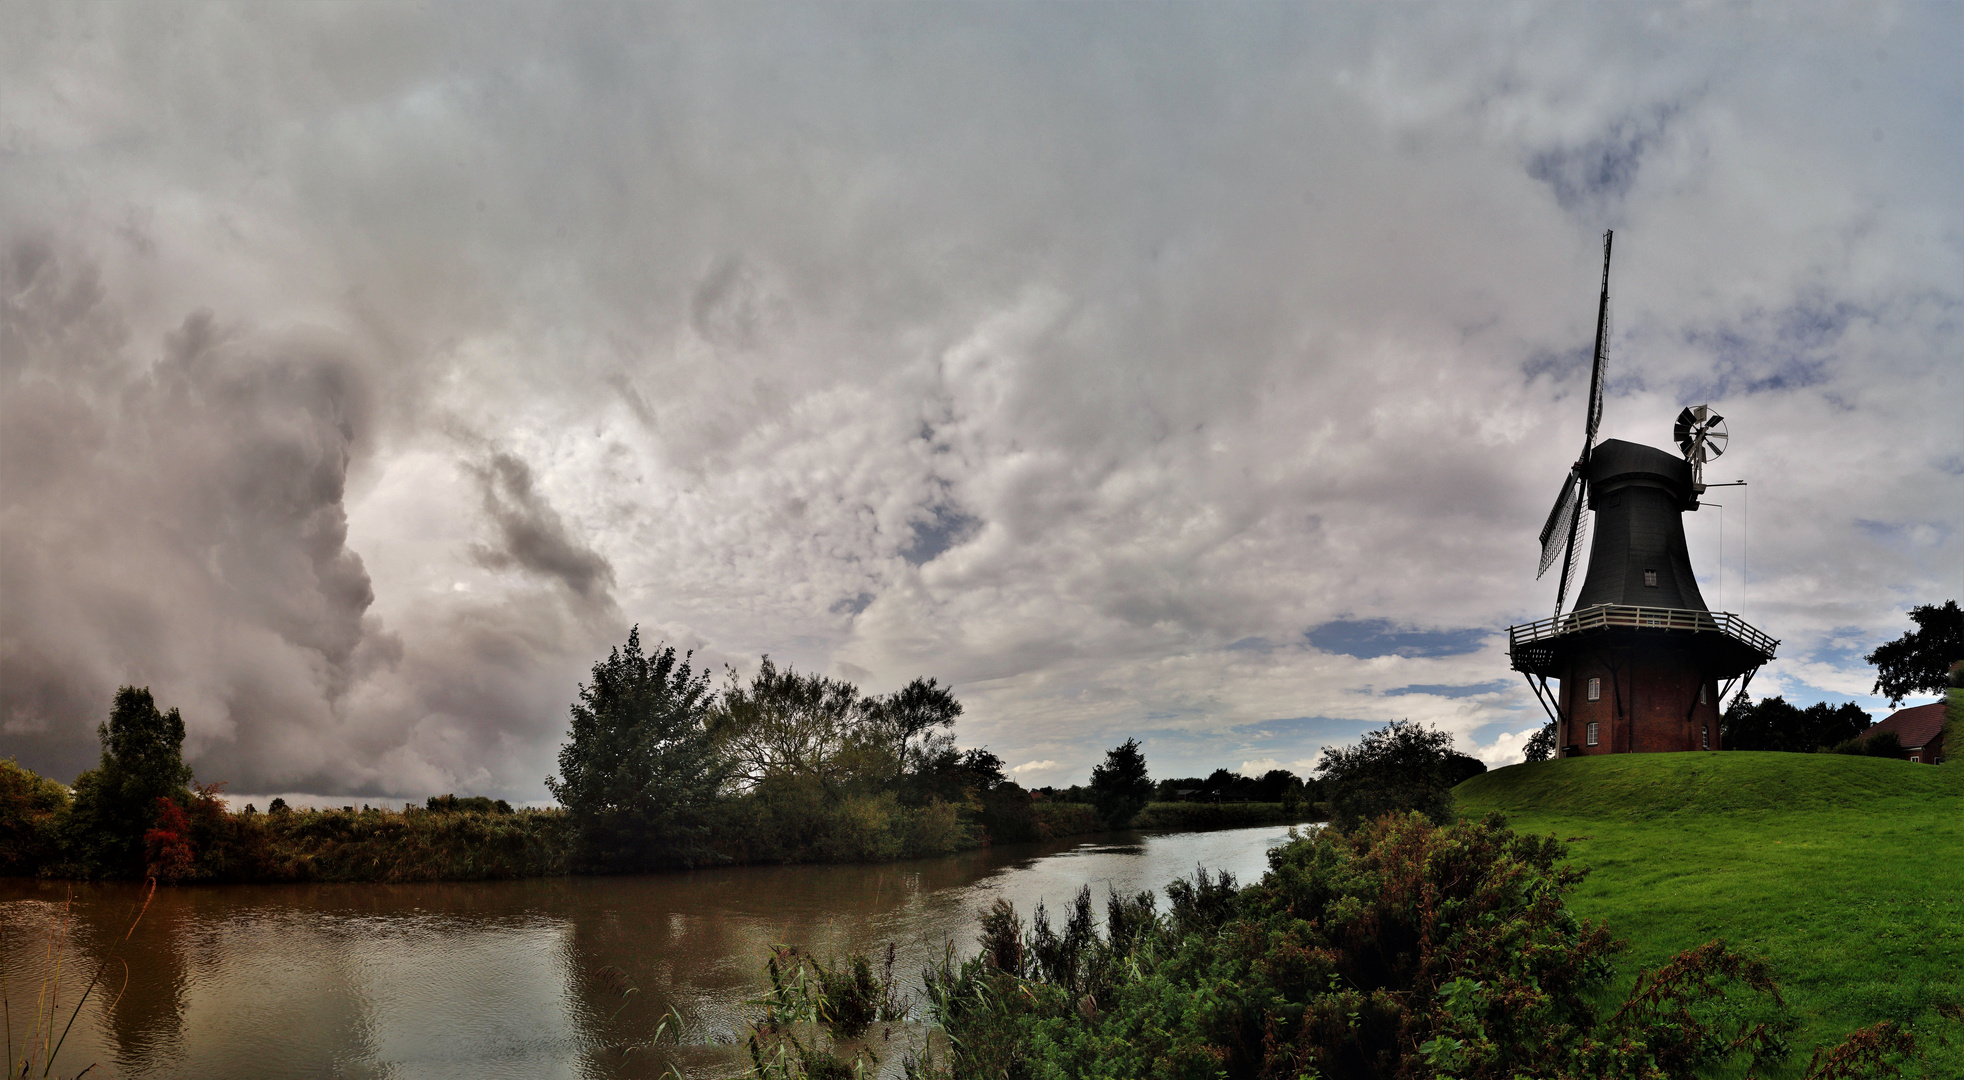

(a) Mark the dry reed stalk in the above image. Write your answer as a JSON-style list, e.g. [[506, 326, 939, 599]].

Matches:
[[4, 879, 154, 1079]]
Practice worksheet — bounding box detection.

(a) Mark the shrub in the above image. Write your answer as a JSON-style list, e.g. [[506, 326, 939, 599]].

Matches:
[[1317, 719, 1458, 830], [427, 794, 509, 814], [0, 758, 70, 876], [906, 813, 1803, 1080], [143, 796, 196, 882], [975, 782, 1039, 844]]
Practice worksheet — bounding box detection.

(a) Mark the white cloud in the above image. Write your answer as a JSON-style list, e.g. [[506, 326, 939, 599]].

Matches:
[[1011, 760, 1062, 775], [2, 5, 1957, 796]]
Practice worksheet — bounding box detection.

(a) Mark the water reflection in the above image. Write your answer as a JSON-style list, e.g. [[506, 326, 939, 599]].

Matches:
[[2, 825, 1301, 1079]]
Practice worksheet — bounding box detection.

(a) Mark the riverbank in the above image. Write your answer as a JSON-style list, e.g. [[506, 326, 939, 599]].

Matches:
[[4, 756, 1319, 883], [1455, 752, 1964, 1078]]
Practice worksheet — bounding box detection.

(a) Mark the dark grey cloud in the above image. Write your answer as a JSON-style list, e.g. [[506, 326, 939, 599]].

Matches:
[[470, 452, 616, 602], [1, 241, 386, 784], [2, 3, 1959, 795]]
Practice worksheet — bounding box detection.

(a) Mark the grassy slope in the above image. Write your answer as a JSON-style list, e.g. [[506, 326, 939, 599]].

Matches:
[[1456, 753, 1964, 1078]]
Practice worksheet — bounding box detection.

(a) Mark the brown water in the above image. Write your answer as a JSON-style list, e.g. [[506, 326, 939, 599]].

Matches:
[[2, 824, 1301, 1080]]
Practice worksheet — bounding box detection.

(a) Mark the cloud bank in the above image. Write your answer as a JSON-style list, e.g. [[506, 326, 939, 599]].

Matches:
[[3, 4, 1959, 797]]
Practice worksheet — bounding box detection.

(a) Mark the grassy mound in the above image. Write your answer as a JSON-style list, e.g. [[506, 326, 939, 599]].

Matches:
[[1457, 753, 1963, 1078], [1457, 750, 1961, 818]]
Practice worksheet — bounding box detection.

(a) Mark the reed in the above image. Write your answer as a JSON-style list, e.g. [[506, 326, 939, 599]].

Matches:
[[3, 880, 153, 1079]]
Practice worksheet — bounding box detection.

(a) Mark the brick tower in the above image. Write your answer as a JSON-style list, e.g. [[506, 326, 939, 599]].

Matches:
[[1507, 232, 1775, 756]]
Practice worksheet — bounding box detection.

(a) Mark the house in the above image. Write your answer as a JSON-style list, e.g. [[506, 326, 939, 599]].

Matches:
[[1860, 701, 1948, 764]]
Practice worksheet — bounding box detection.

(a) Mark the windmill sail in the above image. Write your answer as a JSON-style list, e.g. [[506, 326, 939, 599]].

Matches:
[[1547, 230, 1613, 616], [1537, 472, 1581, 579]]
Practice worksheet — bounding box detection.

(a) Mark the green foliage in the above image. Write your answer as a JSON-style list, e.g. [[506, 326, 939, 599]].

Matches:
[[1317, 718, 1458, 830], [1829, 730, 1904, 757], [1030, 800, 1103, 839], [1866, 600, 1963, 705], [1153, 768, 1313, 804], [547, 626, 726, 871], [1088, 738, 1152, 828], [862, 677, 964, 789], [1725, 694, 1871, 753], [712, 656, 877, 796], [242, 804, 571, 881], [1525, 720, 1558, 762], [0, 757, 70, 876], [426, 793, 512, 814], [708, 778, 979, 864], [907, 813, 1810, 1080], [1457, 753, 1964, 1076], [65, 686, 196, 877], [1130, 800, 1318, 831], [743, 944, 905, 1078], [974, 780, 1040, 844]]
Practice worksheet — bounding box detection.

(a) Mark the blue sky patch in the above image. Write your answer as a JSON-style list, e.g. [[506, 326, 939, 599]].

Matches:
[[1306, 619, 1489, 659], [1384, 680, 1513, 698]]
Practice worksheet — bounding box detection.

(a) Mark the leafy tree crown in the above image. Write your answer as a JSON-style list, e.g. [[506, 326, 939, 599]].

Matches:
[[1865, 600, 1963, 705]]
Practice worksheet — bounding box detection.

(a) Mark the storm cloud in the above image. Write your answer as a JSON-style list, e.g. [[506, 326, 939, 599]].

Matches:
[[1, 4, 1959, 799]]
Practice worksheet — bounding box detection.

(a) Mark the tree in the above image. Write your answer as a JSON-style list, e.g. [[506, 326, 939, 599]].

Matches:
[[1315, 720, 1457, 830], [1445, 751, 1488, 787], [1088, 738, 1153, 828], [66, 686, 196, 877], [708, 655, 871, 797], [1865, 600, 1963, 705], [1721, 694, 1869, 753], [548, 627, 726, 870], [1524, 722, 1557, 763], [863, 677, 964, 784]]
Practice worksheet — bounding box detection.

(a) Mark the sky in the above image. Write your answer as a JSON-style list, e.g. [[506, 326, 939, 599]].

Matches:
[[2, 3, 1960, 803]]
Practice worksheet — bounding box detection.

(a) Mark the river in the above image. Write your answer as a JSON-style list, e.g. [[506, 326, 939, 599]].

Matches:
[[1, 824, 1304, 1080]]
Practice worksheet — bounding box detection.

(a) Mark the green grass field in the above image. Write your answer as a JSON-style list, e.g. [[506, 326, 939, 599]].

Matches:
[[1456, 752, 1963, 1078]]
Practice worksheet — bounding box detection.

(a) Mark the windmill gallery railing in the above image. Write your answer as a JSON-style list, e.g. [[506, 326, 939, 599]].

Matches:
[[1508, 604, 1778, 659]]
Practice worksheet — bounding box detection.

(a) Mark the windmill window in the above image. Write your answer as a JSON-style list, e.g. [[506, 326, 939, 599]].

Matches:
[[1700, 684, 1708, 704], [1586, 722, 1600, 746], [1702, 724, 1710, 750], [1644, 569, 1659, 587], [1587, 677, 1601, 702]]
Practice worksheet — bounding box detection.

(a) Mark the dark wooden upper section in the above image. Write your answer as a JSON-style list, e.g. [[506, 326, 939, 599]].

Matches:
[[1574, 439, 1707, 612]]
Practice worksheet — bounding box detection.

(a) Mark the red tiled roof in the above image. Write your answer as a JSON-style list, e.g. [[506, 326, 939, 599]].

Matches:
[[1862, 701, 1947, 750]]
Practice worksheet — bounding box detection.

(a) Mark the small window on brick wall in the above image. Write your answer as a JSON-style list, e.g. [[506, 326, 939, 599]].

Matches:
[[1702, 724, 1710, 750], [1587, 677, 1601, 701], [1700, 683, 1708, 704], [1586, 721, 1600, 746], [1644, 569, 1659, 587]]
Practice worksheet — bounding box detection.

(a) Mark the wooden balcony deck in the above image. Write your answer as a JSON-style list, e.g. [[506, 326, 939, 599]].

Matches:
[[1507, 604, 1777, 678]]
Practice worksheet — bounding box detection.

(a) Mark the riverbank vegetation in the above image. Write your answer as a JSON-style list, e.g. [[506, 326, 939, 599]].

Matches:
[[733, 731, 1956, 1080], [758, 812, 1949, 1080], [3, 630, 1317, 882]]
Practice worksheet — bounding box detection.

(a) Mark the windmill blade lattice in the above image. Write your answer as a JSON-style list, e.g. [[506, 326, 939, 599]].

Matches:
[[1537, 472, 1582, 579], [1557, 508, 1589, 609]]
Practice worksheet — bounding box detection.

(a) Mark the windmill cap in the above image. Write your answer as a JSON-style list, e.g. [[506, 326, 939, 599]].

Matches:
[[1588, 439, 1697, 510]]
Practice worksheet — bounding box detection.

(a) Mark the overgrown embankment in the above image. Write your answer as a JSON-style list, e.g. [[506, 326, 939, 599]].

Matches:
[[1456, 752, 1964, 1078], [1133, 800, 1318, 831], [241, 806, 572, 882]]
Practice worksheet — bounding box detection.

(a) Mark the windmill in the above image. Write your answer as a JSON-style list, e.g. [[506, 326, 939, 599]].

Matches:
[[1508, 234, 1777, 757]]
